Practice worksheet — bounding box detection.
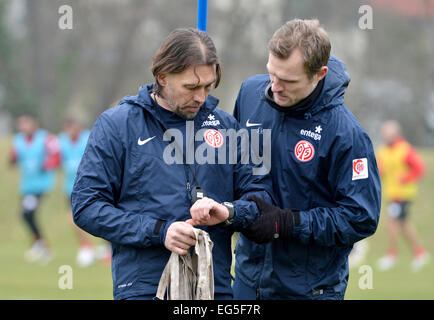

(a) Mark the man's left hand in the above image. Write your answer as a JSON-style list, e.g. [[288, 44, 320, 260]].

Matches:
[[241, 196, 296, 244]]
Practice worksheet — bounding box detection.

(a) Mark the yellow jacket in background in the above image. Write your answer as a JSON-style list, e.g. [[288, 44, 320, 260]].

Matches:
[[376, 137, 425, 202]]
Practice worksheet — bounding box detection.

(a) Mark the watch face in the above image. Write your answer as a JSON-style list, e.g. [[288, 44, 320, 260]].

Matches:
[[224, 202, 233, 208]]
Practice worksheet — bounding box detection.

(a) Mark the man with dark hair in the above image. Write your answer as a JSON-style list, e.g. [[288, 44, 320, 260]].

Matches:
[[10, 114, 60, 264], [232, 19, 381, 299], [71, 28, 273, 300]]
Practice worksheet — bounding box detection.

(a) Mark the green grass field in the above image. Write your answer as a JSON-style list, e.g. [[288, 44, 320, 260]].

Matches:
[[0, 137, 433, 300], [0, 137, 112, 299]]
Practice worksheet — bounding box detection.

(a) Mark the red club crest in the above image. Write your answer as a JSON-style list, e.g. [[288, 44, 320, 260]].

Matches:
[[204, 129, 224, 148], [353, 159, 364, 174], [294, 140, 315, 162], [352, 158, 369, 180]]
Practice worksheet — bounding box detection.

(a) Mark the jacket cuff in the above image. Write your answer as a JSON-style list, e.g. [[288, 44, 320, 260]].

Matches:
[[291, 210, 309, 244], [150, 219, 168, 246], [232, 199, 260, 229]]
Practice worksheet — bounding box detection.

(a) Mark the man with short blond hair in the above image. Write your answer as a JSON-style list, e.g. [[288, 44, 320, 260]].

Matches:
[[233, 19, 381, 299]]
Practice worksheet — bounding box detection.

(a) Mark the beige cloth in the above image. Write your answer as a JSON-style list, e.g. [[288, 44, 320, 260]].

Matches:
[[156, 228, 214, 300]]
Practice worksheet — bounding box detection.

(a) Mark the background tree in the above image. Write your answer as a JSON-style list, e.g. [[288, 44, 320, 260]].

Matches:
[[0, 0, 433, 146]]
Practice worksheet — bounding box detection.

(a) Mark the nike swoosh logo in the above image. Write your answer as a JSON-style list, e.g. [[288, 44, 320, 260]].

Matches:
[[137, 136, 155, 146], [246, 119, 261, 127]]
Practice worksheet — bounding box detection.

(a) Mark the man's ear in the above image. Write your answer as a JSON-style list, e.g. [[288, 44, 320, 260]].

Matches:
[[156, 73, 168, 87], [316, 66, 328, 81]]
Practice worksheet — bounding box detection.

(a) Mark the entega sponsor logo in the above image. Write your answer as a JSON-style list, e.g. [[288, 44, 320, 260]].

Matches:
[[300, 129, 322, 141]]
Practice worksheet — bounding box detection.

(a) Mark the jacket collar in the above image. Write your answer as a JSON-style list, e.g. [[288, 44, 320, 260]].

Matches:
[[264, 77, 325, 118]]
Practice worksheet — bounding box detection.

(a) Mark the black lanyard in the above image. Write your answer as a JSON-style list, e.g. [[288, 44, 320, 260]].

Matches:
[[151, 96, 206, 204]]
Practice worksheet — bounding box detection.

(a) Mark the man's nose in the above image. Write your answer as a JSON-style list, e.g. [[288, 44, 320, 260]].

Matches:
[[271, 80, 283, 92], [193, 89, 207, 104]]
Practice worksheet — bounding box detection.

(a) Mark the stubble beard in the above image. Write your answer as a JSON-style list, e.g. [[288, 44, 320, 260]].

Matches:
[[165, 96, 200, 120]]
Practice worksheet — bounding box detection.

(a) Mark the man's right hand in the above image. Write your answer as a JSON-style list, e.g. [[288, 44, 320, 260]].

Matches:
[[164, 221, 197, 255]]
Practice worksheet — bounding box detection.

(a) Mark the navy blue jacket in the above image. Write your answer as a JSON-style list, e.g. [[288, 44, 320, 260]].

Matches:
[[233, 56, 381, 299], [71, 84, 273, 299]]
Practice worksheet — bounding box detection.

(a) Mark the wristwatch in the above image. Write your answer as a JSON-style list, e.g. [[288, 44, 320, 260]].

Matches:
[[222, 202, 235, 226]]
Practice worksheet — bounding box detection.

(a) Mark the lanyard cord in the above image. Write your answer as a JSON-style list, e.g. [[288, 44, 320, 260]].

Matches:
[[151, 94, 200, 192]]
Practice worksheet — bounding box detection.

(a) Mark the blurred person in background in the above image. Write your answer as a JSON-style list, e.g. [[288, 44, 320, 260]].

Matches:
[[376, 120, 430, 272], [348, 239, 369, 269], [9, 114, 60, 264], [59, 118, 102, 267]]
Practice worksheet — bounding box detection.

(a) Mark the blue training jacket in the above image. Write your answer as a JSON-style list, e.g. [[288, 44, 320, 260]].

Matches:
[[233, 56, 381, 299], [71, 84, 273, 300]]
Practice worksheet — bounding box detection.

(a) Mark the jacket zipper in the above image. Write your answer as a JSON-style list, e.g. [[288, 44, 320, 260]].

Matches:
[[279, 112, 285, 132]]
